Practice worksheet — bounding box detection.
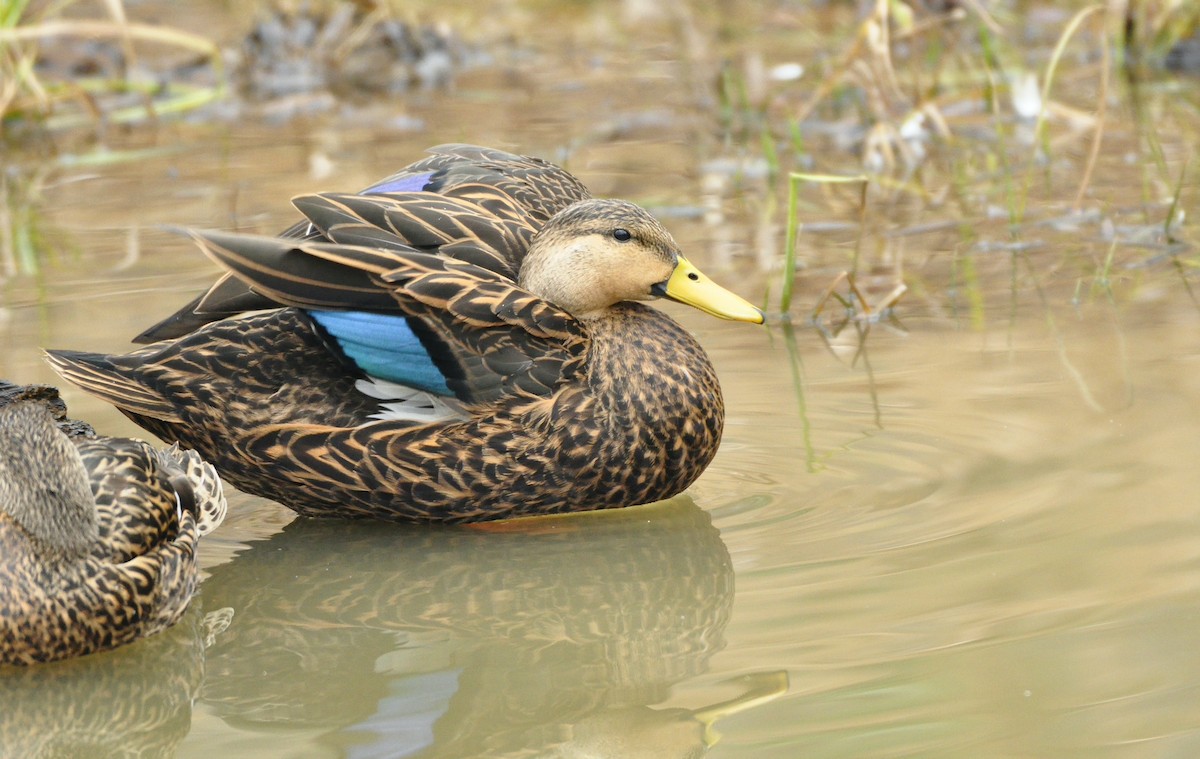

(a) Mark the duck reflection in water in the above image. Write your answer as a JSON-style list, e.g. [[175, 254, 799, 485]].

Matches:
[[0, 604, 229, 757], [199, 498, 786, 757]]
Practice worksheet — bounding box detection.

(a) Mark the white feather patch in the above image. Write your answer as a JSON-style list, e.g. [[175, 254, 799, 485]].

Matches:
[[355, 377, 467, 423]]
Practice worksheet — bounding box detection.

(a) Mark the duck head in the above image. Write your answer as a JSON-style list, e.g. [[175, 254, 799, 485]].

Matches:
[[519, 199, 764, 323]]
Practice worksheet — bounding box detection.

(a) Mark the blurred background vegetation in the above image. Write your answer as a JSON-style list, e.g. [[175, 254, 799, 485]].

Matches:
[[2, 0, 1198, 321]]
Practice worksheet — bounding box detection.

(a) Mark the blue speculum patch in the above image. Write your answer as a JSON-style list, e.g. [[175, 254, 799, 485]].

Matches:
[[363, 171, 435, 195], [308, 310, 451, 396], [309, 171, 449, 395]]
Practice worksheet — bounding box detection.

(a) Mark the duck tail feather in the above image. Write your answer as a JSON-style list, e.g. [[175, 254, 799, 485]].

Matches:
[[44, 349, 182, 423]]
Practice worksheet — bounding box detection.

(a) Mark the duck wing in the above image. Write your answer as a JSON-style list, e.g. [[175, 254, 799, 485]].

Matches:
[[80, 436, 227, 563], [365, 143, 590, 221], [290, 191, 536, 280], [189, 229, 587, 405], [134, 144, 590, 344]]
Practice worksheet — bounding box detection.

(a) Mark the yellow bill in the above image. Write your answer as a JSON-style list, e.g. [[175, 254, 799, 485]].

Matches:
[[661, 256, 765, 324]]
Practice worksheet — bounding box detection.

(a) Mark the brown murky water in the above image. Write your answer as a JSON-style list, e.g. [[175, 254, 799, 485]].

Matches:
[[3, 1, 1200, 756]]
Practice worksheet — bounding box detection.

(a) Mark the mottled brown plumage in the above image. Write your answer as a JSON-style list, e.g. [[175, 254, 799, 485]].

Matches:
[[0, 383, 226, 665], [134, 144, 588, 343], [48, 145, 762, 523]]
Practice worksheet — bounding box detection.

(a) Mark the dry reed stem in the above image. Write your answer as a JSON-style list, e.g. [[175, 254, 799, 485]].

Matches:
[[99, 0, 137, 74], [0, 19, 218, 57], [1030, 4, 1106, 171], [1073, 9, 1111, 212]]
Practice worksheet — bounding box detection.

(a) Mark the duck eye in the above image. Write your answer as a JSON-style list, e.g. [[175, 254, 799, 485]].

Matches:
[[612, 228, 631, 242]]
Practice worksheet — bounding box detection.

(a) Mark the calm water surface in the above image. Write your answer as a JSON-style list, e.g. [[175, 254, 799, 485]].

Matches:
[[3, 2, 1200, 757]]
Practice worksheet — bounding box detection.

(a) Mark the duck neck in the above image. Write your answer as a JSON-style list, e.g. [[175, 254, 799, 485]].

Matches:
[[519, 238, 615, 318]]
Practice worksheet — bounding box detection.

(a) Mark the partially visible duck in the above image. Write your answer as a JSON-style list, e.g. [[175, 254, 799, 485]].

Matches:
[[0, 382, 226, 665]]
